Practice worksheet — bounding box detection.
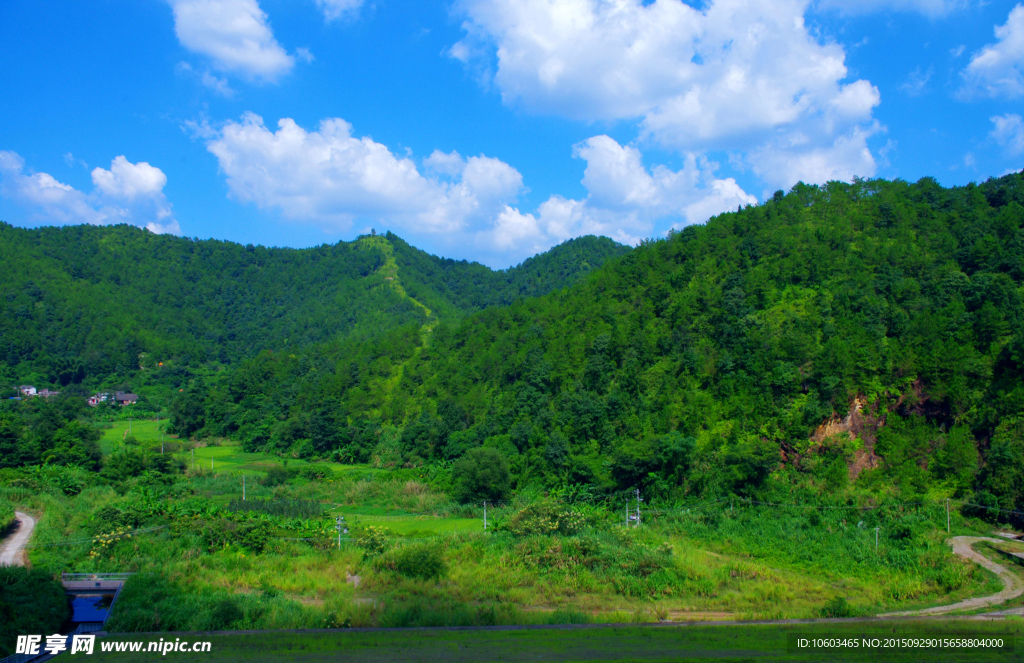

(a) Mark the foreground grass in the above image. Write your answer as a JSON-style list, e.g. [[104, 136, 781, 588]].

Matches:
[[7, 459, 1014, 630], [99, 420, 173, 454], [89, 619, 1024, 663]]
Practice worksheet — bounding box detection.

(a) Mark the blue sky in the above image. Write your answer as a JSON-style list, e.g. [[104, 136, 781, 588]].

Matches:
[[1, 0, 1022, 268]]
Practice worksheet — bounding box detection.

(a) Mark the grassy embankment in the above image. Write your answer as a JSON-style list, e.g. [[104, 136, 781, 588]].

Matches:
[[13, 473, 1011, 630], [0, 496, 15, 534]]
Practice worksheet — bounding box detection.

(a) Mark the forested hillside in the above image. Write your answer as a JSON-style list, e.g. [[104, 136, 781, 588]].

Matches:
[[0, 225, 626, 387], [181, 173, 1024, 512]]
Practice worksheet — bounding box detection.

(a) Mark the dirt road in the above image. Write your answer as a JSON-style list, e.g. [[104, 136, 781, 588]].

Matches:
[[881, 536, 1024, 616], [0, 511, 36, 566]]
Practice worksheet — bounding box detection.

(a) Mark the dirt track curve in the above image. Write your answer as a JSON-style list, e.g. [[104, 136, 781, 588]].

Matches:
[[0, 511, 36, 566], [881, 536, 1024, 616]]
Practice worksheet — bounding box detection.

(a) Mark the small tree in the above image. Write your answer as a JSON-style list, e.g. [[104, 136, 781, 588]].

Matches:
[[452, 447, 510, 504]]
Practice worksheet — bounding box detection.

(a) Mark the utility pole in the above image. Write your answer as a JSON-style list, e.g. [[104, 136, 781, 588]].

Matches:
[[946, 498, 950, 533], [483, 501, 487, 531], [635, 488, 642, 528], [335, 517, 343, 550], [625, 503, 628, 528]]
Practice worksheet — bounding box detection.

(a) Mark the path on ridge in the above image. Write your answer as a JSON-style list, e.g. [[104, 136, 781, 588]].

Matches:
[[0, 511, 36, 566]]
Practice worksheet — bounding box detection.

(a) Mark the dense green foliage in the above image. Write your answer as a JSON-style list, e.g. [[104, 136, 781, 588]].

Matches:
[[452, 447, 511, 504], [176, 172, 1024, 517], [3, 171, 1024, 526], [0, 497, 14, 533], [0, 567, 71, 656], [0, 224, 626, 388]]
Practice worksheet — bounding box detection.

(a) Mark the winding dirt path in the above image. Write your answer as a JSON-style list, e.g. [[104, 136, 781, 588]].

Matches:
[[881, 536, 1024, 616], [0, 511, 36, 566]]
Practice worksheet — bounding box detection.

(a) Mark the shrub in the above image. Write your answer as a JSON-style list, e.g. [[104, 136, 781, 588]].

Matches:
[[192, 518, 275, 553], [0, 567, 71, 657], [505, 502, 586, 536], [451, 447, 510, 504], [0, 499, 14, 534], [260, 465, 293, 486], [298, 465, 330, 481], [819, 596, 853, 618], [356, 526, 391, 556], [209, 598, 244, 629], [375, 542, 447, 580]]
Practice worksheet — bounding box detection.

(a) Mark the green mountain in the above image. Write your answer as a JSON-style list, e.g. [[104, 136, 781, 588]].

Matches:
[[185, 172, 1024, 511], [0, 224, 628, 387]]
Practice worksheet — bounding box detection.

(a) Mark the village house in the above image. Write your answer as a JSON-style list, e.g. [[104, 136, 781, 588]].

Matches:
[[114, 391, 138, 405], [19, 385, 36, 396], [87, 393, 111, 407]]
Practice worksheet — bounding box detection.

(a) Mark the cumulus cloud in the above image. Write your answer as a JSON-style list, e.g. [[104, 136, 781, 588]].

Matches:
[[314, 0, 364, 21], [168, 0, 295, 82], [205, 113, 523, 236], [485, 135, 756, 251], [961, 4, 1024, 98], [202, 114, 755, 265], [814, 0, 969, 17], [0, 151, 179, 234], [991, 113, 1024, 155], [747, 125, 879, 188], [451, 0, 880, 189]]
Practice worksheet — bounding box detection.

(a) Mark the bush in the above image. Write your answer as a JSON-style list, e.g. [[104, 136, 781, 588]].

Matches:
[[0, 567, 71, 657], [819, 596, 853, 618], [451, 447, 510, 504], [375, 542, 447, 580], [356, 526, 391, 557], [298, 465, 330, 481], [505, 502, 587, 536], [260, 465, 292, 486], [0, 499, 14, 535], [191, 518, 275, 553]]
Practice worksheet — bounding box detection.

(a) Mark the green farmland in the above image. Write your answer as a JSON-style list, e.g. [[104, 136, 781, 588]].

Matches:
[[89, 620, 1024, 663]]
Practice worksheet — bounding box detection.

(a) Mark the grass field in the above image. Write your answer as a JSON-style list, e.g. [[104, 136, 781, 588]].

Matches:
[[176, 444, 365, 477], [98, 420, 173, 454], [347, 514, 481, 536], [88, 619, 1024, 662]]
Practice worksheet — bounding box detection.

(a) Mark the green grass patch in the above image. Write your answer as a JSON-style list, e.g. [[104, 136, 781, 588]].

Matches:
[[90, 619, 1024, 662], [349, 515, 480, 536], [98, 420, 174, 455]]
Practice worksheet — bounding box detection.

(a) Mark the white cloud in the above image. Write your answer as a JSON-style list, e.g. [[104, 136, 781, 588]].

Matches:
[[205, 113, 523, 236], [961, 4, 1024, 98], [899, 66, 933, 96], [991, 113, 1024, 155], [0, 151, 179, 234], [814, 0, 969, 17], [452, 0, 880, 188], [747, 125, 878, 188], [469, 135, 757, 257], [168, 0, 295, 82], [314, 0, 364, 21], [202, 114, 756, 265], [91, 156, 168, 200]]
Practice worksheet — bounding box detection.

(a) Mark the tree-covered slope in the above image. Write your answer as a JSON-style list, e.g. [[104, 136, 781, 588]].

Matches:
[[190, 173, 1024, 509], [0, 224, 627, 386]]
